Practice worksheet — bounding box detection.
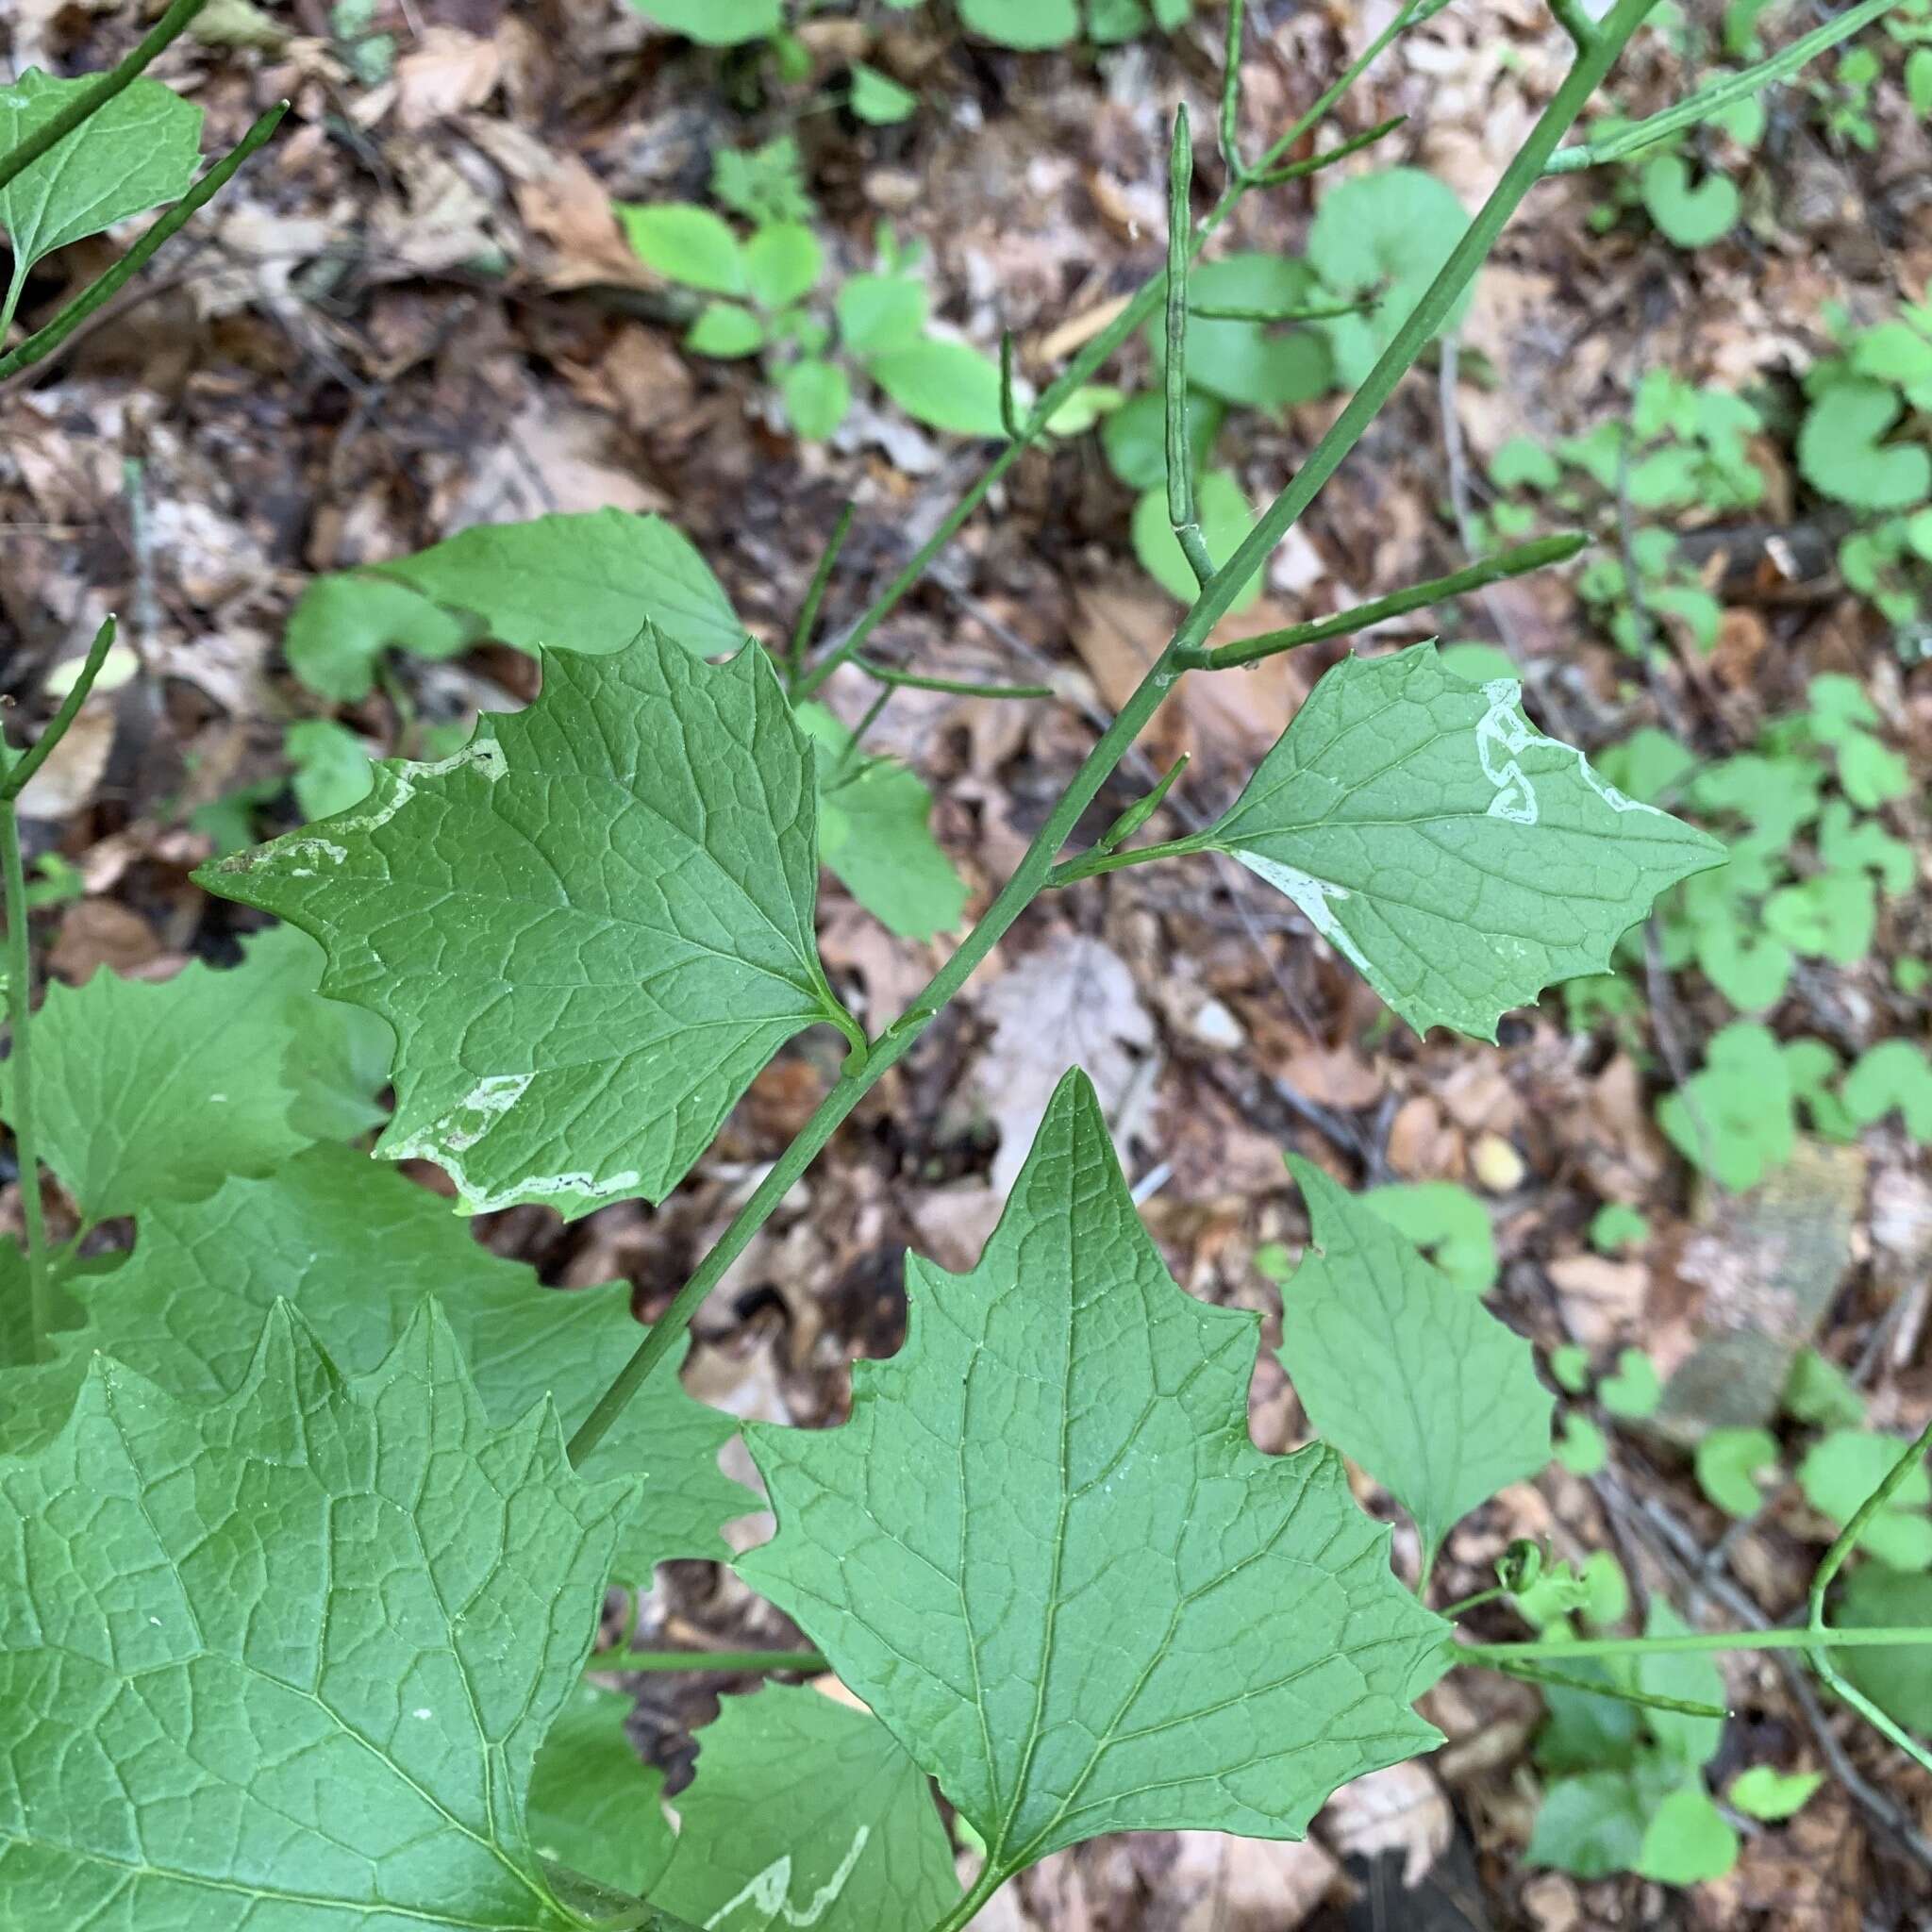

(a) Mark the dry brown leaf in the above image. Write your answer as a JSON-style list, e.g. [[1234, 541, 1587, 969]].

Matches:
[[48, 900, 162, 983], [1276, 1043, 1384, 1110], [1545, 1252, 1649, 1349], [431, 398, 664, 528], [367, 147, 500, 281], [1134, 1831, 1339, 1931], [13, 703, 114, 822], [394, 27, 503, 130], [1319, 1759, 1453, 1889], [968, 933, 1154, 1193], [1071, 577, 1307, 773]]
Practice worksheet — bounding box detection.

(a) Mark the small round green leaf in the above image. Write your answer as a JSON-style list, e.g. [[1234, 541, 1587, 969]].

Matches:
[[780, 357, 853, 440], [618, 201, 748, 295]]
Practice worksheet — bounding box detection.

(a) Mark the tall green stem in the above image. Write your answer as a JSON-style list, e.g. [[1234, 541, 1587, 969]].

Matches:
[[0, 793, 51, 1365], [568, 0, 1663, 1471], [791, 0, 1438, 702]]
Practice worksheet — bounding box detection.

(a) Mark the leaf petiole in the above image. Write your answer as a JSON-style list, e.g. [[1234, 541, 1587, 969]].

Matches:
[[1461, 1624, 1932, 1663]]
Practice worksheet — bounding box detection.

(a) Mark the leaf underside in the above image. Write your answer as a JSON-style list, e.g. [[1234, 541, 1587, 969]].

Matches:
[[742, 1072, 1446, 1877], [0, 1146, 748, 1583], [0, 1301, 654, 1929], [1, 925, 387, 1224], [1207, 644, 1723, 1040], [650, 1684, 961, 1931], [197, 627, 841, 1217]]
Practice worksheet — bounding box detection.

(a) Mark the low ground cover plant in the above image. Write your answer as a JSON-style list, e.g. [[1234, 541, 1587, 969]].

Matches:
[[2, 4, 1930, 1928]]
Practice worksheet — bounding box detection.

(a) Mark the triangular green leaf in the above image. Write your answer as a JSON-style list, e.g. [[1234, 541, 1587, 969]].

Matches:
[[198, 629, 848, 1216], [1203, 645, 1722, 1040], [3, 924, 386, 1223], [527, 1683, 675, 1900], [0, 1299, 681, 1927], [1279, 1158, 1552, 1568], [742, 1072, 1445, 1877], [366, 508, 746, 660], [0, 70, 202, 280], [652, 1685, 960, 1930], [0, 1146, 749, 1581]]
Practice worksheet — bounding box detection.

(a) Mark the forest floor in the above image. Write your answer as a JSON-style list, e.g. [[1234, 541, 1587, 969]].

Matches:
[[2, 1, 1930, 1927]]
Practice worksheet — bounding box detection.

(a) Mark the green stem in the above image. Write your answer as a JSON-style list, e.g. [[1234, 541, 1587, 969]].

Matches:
[[788, 503, 854, 692], [1, 617, 118, 805], [1218, 0, 1247, 175], [792, 0, 1439, 702], [1439, 1584, 1507, 1618], [566, 0, 1658, 1474], [1460, 1624, 1932, 1663], [0, 0, 210, 201], [1047, 832, 1211, 889], [825, 686, 892, 787], [1547, 0, 1601, 50], [0, 793, 51, 1365], [1189, 296, 1375, 324], [0, 266, 26, 350], [852, 658, 1051, 700], [1807, 1416, 1932, 1774], [1488, 1655, 1726, 1721], [0, 102, 288, 386], [927, 1862, 1009, 1932], [1164, 108, 1214, 590], [1184, 0, 1658, 652], [587, 1648, 829, 1675], [1243, 113, 1407, 186], [1544, 0, 1900, 172], [1203, 533, 1590, 669]]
